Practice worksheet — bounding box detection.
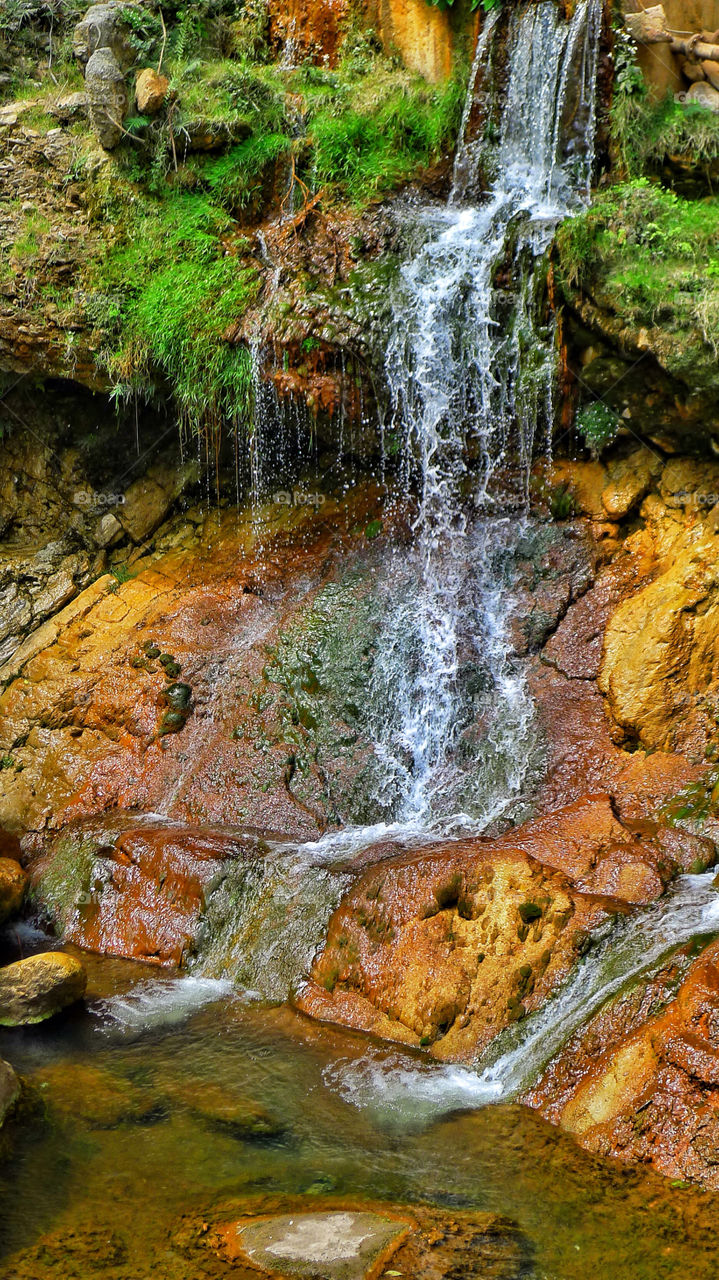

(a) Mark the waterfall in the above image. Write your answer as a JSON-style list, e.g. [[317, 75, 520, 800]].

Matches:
[[325, 873, 719, 1126], [369, 0, 602, 831]]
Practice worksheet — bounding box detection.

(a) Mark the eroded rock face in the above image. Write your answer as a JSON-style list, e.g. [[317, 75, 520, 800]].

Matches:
[[0, 952, 86, 1025], [298, 788, 710, 1060], [526, 938, 719, 1189]]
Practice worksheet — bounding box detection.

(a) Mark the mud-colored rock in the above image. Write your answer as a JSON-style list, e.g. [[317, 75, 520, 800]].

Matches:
[[0, 952, 86, 1025], [34, 1060, 162, 1127], [135, 68, 168, 115], [165, 1079, 286, 1140], [0, 857, 27, 922]]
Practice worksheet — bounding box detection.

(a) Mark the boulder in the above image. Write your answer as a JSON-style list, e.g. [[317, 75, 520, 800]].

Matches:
[[73, 1, 138, 70], [85, 47, 128, 150], [0, 857, 27, 923], [135, 68, 168, 115], [165, 1079, 286, 1140], [683, 81, 719, 111], [34, 1061, 161, 1128], [0, 1058, 20, 1126], [0, 953, 86, 1025]]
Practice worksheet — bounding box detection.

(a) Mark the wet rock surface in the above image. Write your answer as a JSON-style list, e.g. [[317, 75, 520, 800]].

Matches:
[[0, 952, 86, 1025], [180, 1196, 533, 1280]]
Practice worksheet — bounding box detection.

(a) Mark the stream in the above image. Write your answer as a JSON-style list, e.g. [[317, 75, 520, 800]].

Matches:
[[3, 1, 719, 1275]]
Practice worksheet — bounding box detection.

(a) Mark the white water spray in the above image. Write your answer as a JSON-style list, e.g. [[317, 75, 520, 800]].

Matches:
[[370, 0, 602, 830]]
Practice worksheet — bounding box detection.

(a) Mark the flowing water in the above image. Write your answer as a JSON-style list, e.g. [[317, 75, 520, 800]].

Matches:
[[367, 0, 601, 829], [9, 3, 719, 1274]]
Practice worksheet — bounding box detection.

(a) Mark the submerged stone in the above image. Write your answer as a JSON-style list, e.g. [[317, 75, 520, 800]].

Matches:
[[236, 1211, 405, 1279]]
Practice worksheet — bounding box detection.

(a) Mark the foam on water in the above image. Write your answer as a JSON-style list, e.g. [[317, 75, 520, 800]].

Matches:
[[92, 976, 238, 1032]]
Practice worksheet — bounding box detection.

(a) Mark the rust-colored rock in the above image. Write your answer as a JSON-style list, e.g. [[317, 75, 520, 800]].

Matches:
[[135, 68, 168, 115], [526, 940, 719, 1189]]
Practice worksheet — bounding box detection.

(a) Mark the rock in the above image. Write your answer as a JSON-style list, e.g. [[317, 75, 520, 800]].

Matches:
[[48, 91, 88, 123], [233, 1211, 406, 1279], [601, 448, 661, 519], [171, 118, 251, 153], [703, 59, 719, 91], [0, 857, 27, 923], [184, 1197, 531, 1280], [0, 952, 86, 1025], [165, 1079, 286, 1140], [599, 517, 719, 750], [33, 1061, 162, 1128], [527, 941, 719, 1190], [116, 460, 199, 543], [683, 81, 719, 111], [0, 1058, 20, 1126], [135, 68, 168, 115], [73, 1, 137, 70], [33, 823, 263, 967], [84, 47, 128, 150]]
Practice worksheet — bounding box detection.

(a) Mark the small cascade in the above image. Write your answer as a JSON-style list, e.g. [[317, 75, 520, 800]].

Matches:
[[368, 0, 602, 830], [325, 873, 719, 1124]]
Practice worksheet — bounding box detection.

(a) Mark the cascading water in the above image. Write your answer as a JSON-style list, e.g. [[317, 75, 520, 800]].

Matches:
[[369, 0, 602, 831]]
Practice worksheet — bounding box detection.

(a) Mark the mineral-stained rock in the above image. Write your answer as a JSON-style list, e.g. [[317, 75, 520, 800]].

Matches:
[[135, 68, 168, 115], [526, 940, 719, 1190], [0, 857, 27, 923], [0, 952, 86, 1025], [84, 47, 128, 150], [179, 1195, 532, 1280], [164, 1079, 286, 1141], [33, 1060, 162, 1128], [599, 516, 719, 751]]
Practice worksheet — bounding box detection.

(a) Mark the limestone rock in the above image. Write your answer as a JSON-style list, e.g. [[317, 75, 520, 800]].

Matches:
[[48, 92, 88, 123], [0, 857, 27, 923], [0, 952, 86, 1025], [85, 47, 128, 150], [73, 2, 138, 70], [135, 68, 168, 115]]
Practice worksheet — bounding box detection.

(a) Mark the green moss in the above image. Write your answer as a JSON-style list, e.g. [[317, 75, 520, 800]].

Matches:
[[34, 835, 98, 930], [556, 180, 719, 395]]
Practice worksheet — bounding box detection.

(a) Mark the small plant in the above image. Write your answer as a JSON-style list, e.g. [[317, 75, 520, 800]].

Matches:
[[577, 402, 620, 456]]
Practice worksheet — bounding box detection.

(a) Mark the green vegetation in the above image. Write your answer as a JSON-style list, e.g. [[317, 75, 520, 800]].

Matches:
[[577, 402, 619, 455], [610, 30, 719, 180], [556, 179, 719, 392], [4, 0, 464, 438]]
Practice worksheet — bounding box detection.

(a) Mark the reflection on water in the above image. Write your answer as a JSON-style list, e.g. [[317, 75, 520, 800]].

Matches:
[[0, 953, 718, 1279]]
